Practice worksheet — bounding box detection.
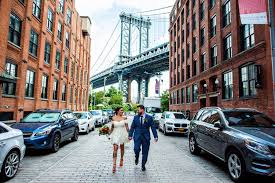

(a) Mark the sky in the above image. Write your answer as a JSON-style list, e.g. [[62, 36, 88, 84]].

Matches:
[[75, 0, 174, 100]]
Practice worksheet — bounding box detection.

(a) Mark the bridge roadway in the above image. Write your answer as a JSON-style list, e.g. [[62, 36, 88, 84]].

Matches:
[[91, 42, 169, 89]]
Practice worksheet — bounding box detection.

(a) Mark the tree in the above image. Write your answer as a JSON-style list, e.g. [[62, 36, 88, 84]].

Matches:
[[95, 91, 105, 105], [161, 90, 169, 112]]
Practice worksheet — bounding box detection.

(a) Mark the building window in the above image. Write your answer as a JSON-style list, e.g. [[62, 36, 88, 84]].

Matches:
[[25, 70, 35, 98], [192, 84, 198, 103], [2, 62, 17, 96], [187, 1, 190, 17], [210, 0, 216, 9], [71, 62, 74, 79], [41, 75, 48, 99], [200, 28, 205, 46], [57, 22, 62, 41], [29, 29, 38, 56], [222, 71, 233, 99], [222, 0, 231, 27], [62, 83, 66, 101], [240, 64, 256, 97], [70, 86, 73, 103], [182, 29, 185, 42], [187, 65, 190, 79], [193, 60, 197, 76], [241, 24, 255, 51], [187, 23, 190, 37], [64, 57, 68, 74], [201, 53, 206, 72], [210, 15, 216, 38], [177, 18, 180, 32], [181, 88, 185, 104], [192, 0, 196, 7], [200, 1, 205, 20], [187, 43, 190, 58], [192, 37, 196, 53], [66, 32, 70, 48], [53, 79, 58, 100], [211, 45, 217, 67], [47, 8, 53, 32], [223, 34, 232, 60], [177, 90, 180, 104], [192, 13, 196, 30], [177, 36, 180, 48], [182, 68, 185, 82], [8, 13, 21, 46], [58, 0, 64, 13], [44, 42, 51, 64], [32, 0, 41, 19], [186, 87, 191, 103], [66, 8, 72, 25], [177, 68, 180, 84], [55, 51, 61, 70]]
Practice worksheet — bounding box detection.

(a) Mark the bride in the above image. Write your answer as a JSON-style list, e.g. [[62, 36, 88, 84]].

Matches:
[[109, 107, 129, 173]]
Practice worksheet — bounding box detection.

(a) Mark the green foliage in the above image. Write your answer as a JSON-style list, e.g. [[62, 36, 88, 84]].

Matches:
[[161, 90, 169, 112]]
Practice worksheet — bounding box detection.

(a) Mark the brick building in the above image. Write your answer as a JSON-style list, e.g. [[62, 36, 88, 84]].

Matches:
[[169, 0, 275, 119], [0, 0, 91, 121]]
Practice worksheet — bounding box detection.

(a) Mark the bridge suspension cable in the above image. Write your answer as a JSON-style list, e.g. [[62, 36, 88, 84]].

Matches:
[[133, 5, 173, 14], [91, 20, 120, 72]]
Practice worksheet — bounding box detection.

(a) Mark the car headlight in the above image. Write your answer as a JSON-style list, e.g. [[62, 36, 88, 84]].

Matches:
[[34, 127, 54, 136], [166, 122, 173, 126], [80, 121, 87, 125], [245, 139, 271, 155]]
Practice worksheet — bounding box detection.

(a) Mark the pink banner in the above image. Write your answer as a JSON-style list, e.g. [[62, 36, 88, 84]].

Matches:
[[238, 0, 268, 24]]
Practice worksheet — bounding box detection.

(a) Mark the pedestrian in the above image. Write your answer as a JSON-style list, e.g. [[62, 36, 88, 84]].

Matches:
[[109, 107, 129, 173], [128, 105, 158, 171]]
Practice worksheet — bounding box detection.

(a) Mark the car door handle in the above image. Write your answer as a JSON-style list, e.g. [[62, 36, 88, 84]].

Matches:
[[0, 142, 6, 147]]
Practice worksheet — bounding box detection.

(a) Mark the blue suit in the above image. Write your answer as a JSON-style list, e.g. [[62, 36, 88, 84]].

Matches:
[[129, 114, 158, 166]]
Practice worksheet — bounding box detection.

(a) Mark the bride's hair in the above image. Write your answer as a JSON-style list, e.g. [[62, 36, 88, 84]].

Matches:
[[114, 107, 123, 115]]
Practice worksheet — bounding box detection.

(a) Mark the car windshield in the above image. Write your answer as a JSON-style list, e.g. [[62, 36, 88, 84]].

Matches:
[[22, 112, 60, 123], [104, 110, 113, 114], [74, 113, 87, 119], [91, 111, 102, 115], [154, 113, 162, 118], [224, 111, 275, 128], [172, 113, 186, 119]]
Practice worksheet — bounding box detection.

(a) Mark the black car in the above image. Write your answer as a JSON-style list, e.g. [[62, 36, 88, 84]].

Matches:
[[189, 107, 275, 182], [12, 109, 79, 153]]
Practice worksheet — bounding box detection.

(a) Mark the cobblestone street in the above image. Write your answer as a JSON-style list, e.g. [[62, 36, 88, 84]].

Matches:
[[6, 122, 274, 183]]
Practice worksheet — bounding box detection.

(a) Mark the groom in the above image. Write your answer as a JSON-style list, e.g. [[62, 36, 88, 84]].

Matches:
[[128, 105, 158, 171]]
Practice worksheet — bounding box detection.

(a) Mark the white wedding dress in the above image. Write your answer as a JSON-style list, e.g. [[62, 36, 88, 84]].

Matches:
[[110, 120, 129, 145]]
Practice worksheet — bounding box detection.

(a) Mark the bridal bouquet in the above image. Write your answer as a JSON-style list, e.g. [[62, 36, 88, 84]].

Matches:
[[99, 125, 110, 136]]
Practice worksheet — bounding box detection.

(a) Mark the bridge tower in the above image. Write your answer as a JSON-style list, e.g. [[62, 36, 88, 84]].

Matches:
[[118, 13, 151, 102]]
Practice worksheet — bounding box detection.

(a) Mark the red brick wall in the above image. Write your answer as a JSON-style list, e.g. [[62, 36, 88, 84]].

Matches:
[[0, 0, 91, 121]]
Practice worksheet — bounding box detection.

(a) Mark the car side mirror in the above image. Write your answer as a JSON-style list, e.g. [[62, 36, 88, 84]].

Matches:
[[161, 116, 164, 119], [214, 121, 223, 129]]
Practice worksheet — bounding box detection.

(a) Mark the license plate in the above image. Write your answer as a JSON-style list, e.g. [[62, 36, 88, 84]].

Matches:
[[178, 128, 185, 132]]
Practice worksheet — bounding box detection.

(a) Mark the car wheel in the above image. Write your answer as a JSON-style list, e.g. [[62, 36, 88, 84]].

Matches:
[[189, 135, 201, 155], [72, 127, 79, 141], [51, 133, 61, 153], [1, 150, 20, 181], [227, 150, 246, 182], [92, 126, 95, 131]]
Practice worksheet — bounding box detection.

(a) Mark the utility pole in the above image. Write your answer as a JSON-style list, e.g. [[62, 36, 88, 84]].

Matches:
[[268, 0, 275, 112]]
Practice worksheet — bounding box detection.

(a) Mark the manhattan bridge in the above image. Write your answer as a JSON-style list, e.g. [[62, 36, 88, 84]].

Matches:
[[90, 8, 171, 103]]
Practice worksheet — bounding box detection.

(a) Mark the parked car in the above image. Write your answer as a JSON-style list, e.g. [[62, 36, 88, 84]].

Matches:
[[103, 109, 114, 121], [159, 112, 190, 135], [102, 111, 109, 124], [90, 110, 105, 126], [11, 109, 79, 153], [0, 122, 26, 181], [189, 107, 275, 182], [152, 113, 162, 129], [73, 112, 95, 134]]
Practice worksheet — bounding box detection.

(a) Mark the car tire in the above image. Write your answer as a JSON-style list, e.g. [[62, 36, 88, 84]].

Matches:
[[226, 149, 246, 182], [0, 150, 20, 181], [92, 126, 95, 131], [71, 127, 79, 141], [189, 135, 201, 155], [51, 133, 61, 153]]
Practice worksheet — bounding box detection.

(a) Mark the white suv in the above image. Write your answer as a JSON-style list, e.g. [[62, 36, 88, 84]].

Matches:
[[0, 122, 26, 181]]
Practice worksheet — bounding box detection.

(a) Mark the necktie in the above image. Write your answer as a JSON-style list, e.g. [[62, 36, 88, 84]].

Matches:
[[140, 116, 143, 126]]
